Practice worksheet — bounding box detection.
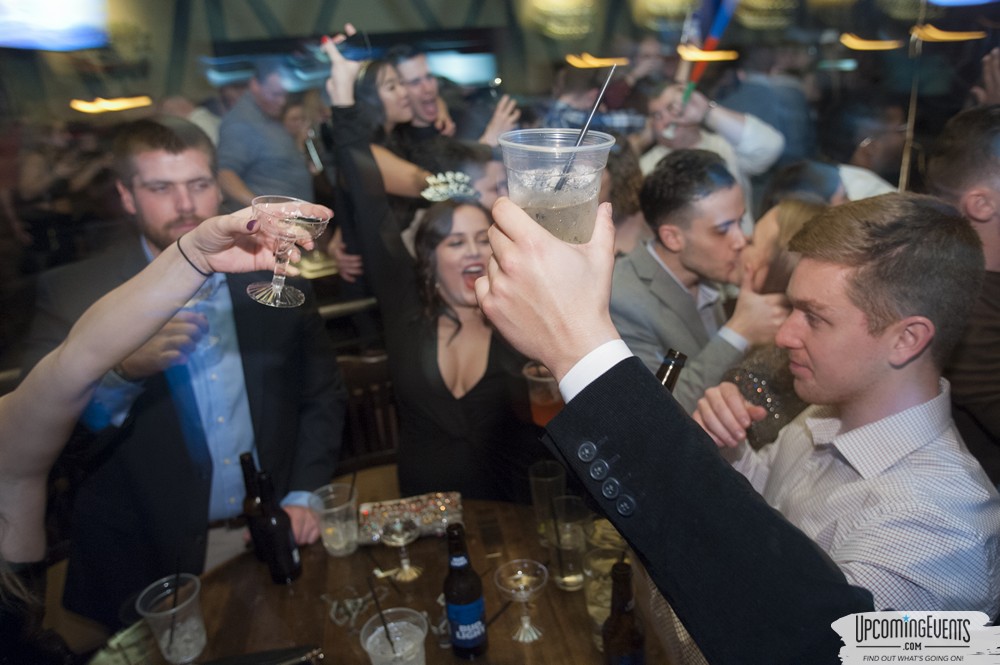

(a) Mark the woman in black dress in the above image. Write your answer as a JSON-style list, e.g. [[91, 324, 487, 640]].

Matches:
[[323, 28, 548, 502]]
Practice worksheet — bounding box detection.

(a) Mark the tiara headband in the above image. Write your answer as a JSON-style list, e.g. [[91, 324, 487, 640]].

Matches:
[[420, 171, 480, 202]]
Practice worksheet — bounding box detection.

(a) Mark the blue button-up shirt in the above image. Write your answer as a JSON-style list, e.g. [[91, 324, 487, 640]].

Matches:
[[81, 238, 309, 519]]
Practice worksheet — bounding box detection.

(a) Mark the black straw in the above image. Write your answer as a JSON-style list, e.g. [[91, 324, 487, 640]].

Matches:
[[554, 64, 617, 192], [367, 575, 397, 656]]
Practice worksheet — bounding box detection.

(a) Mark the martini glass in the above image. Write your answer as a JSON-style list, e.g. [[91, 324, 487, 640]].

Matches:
[[493, 559, 548, 643], [247, 195, 330, 308], [380, 517, 422, 582]]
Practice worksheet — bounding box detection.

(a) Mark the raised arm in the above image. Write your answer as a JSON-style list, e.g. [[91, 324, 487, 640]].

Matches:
[[475, 198, 872, 664], [0, 205, 327, 562]]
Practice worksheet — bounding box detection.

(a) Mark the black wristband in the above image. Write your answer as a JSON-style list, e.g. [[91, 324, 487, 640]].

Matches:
[[176, 236, 212, 277]]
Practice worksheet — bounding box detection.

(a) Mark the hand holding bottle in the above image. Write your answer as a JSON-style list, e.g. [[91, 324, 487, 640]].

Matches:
[[692, 381, 768, 449]]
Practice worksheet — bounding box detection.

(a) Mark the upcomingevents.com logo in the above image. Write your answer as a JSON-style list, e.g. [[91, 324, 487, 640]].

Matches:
[[832, 612, 1000, 664]]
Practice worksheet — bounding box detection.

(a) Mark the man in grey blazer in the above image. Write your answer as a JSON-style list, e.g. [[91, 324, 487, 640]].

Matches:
[[610, 149, 788, 411]]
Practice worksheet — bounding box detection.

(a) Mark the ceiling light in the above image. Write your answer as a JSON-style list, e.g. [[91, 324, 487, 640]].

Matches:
[[676, 43, 739, 61], [839, 33, 906, 50], [910, 24, 987, 41], [69, 96, 153, 114]]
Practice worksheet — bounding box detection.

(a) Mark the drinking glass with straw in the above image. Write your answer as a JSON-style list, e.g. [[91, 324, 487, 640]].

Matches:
[[498, 66, 617, 244], [359, 577, 429, 665], [135, 572, 207, 664]]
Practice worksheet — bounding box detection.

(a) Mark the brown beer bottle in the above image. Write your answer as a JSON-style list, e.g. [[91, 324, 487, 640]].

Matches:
[[655, 348, 687, 392], [601, 561, 645, 665], [444, 523, 488, 659], [239, 453, 265, 561], [256, 471, 302, 584]]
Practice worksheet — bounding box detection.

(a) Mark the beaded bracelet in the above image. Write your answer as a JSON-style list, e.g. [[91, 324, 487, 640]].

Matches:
[[176, 236, 212, 277]]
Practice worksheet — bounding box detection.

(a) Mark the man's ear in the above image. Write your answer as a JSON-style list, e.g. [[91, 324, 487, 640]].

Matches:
[[116, 180, 137, 215], [887, 315, 935, 368], [657, 223, 684, 252], [958, 187, 1000, 224]]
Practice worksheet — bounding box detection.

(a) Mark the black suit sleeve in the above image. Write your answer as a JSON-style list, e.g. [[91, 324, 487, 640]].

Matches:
[[286, 280, 347, 492], [543, 356, 872, 665]]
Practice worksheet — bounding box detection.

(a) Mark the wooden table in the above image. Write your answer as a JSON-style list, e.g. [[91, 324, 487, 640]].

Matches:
[[197, 500, 638, 664]]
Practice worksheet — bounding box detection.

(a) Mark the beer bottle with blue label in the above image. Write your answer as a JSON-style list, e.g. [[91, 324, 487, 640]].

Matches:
[[444, 523, 488, 658]]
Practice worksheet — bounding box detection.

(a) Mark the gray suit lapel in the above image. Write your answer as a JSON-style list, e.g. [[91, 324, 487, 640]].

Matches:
[[632, 248, 711, 347]]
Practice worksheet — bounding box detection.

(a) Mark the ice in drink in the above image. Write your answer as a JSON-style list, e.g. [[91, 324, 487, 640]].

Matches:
[[363, 621, 426, 665], [155, 616, 207, 664], [321, 519, 358, 556], [499, 128, 615, 244], [360, 607, 428, 665]]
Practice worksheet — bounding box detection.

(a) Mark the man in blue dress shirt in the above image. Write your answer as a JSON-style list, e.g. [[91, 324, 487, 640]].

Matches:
[[23, 116, 346, 631]]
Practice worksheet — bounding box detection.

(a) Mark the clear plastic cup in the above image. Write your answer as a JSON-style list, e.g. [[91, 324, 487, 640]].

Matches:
[[360, 607, 428, 665], [309, 482, 359, 557], [499, 128, 615, 244], [134, 573, 206, 664]]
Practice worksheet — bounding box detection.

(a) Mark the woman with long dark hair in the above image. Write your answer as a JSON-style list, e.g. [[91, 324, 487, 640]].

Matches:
[[322, 27, 546, 502]]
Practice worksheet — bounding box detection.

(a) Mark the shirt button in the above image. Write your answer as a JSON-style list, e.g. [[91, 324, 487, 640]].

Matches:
[[601, 478, 621, 500], [223, 458, 230, 465], [616, 494, 636, 517], [228, 497, 236, 504], [210, 374, 218, 381], [589, 459, 609, 480], [577, 441, 598, 462], [216, 416, 224, 424]]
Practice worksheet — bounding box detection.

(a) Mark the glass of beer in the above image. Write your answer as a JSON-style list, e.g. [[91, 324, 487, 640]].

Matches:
[[522, 361, 564, 427], [498, 128, 615, 244]]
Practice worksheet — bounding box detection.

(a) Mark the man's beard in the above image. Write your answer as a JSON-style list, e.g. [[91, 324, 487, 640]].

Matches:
[[144, 215, 206, 253]]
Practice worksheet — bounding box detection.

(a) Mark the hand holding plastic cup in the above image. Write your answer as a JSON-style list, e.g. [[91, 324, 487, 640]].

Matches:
[[498, 128, 615, 244], [135, 573, 206, 664]]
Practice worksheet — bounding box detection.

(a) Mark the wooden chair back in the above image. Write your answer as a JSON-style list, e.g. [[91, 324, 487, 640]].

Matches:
[[335, 351, 399, 475]]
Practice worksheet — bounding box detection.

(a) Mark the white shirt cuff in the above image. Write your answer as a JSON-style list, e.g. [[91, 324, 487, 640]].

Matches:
[[559, 339, 633, 403], [718, 325, 749, 353]]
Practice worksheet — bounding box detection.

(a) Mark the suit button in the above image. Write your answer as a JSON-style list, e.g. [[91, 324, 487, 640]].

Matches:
[[577, 441, 597, 462], [589, 459, 609, 480], [601, 478, 621, 499], [616, 494, 636, 517]]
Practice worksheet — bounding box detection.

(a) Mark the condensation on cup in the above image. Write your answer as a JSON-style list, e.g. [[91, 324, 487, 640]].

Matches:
[[499, 128, 615, 244]]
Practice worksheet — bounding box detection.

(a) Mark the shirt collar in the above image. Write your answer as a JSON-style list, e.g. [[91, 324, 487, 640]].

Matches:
[[644, 240, 721, 310], [140, 235, 226, 295], [804, 378, 954, 479]]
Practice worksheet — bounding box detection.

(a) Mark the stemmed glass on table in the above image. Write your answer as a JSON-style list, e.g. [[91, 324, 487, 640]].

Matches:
[[247, 195, 330, 308], [380, 517, 423, 582], [494, 559, 548, 643]]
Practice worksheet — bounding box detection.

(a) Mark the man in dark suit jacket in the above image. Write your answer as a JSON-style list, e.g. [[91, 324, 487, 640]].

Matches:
[[476, 197, 873, 665], [22, 117, 346, 630]]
